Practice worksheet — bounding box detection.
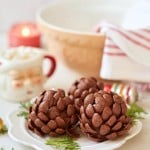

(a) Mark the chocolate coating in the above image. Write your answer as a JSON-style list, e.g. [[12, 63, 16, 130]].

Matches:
[[68, 77, 104, 112], [27, 89, 78, 137], [79, 90, 132, 141]]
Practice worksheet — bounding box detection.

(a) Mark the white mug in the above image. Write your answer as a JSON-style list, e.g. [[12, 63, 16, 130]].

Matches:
[[0, 46, 56, 102]]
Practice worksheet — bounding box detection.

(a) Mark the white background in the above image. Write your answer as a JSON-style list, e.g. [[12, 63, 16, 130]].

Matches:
[[0, 0, 52, 32]]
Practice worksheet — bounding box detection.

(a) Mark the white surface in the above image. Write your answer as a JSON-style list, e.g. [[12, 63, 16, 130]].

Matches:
[[101, 55, 150, 82], [8, 109, 142, 150], [0, 44, 150, 150], [122, 0, 150, 29], [0, 32, 7, 49]]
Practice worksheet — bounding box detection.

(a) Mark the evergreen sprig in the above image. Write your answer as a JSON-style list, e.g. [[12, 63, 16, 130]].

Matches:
[[127, 103, 147, 121], [17, 101, 32, 120], [46, 136, 80, 150]]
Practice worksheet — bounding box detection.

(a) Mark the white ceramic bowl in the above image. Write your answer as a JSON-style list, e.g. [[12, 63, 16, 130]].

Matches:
[[36, 0, 135, 77]]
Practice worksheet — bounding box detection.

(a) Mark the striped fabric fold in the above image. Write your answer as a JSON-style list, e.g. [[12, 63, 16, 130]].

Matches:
[[104, 36, 126, 56], [110, 27, 150, 50], [99, 23, 150, 50], [98, 23, 150, 63], [95, 23, 150, 82]]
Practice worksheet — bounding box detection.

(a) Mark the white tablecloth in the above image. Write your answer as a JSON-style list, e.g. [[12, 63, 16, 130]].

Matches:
[[0, 33, 150, 150]]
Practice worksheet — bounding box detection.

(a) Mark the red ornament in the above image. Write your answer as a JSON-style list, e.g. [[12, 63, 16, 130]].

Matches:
[[104, 84, 112, 92]]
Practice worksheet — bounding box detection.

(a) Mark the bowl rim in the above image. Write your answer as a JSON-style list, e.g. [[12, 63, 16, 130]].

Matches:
[[36, 1, 103, 37]]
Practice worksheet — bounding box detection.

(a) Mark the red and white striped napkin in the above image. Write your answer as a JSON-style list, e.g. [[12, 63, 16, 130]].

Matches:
[[96, 23, 150, 82]]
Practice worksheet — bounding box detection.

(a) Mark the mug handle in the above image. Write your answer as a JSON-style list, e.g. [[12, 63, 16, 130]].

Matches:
[[44, 55, 56, 77]]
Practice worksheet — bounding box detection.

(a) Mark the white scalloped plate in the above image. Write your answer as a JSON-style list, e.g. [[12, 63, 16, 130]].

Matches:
[[7, 108, 142, 150]]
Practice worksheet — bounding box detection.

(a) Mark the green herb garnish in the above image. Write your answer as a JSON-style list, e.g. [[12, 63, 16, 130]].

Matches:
[[17, 111, 29, 119], [127, 103, 147, 121], [17, 101, 32, 119], [19, 101, 32, 110], [46, 136, 80, 150]]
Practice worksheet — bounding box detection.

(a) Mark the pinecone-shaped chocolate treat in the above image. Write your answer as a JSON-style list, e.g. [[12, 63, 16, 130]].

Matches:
[[80, 90, 132, 142], [68, 77, 104, 112], [27, 89, 78, 137]]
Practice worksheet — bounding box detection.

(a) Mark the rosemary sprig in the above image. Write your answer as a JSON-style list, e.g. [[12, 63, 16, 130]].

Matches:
[[19, 101, 32, 110], [17, 111, 29, 119], [17, 101, 32, 120], [127, 103, 147, 121], [46, 136, 80, 150]]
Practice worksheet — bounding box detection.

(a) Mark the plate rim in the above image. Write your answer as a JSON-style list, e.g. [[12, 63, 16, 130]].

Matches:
[[7, 108, 142, 150]]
